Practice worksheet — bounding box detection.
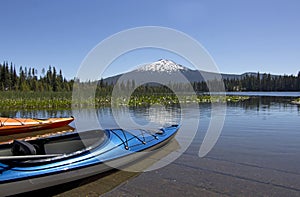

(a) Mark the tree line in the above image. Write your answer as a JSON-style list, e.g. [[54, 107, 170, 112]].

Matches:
[[108, 72, 300, 93], [0, 61, 73, 91], [223, 72, 300, 91], [1, 61, 300, 93], [193, 72, 300, 92]]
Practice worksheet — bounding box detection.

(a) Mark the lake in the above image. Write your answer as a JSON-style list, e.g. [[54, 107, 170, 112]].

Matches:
[[8, 93, 300, 196]]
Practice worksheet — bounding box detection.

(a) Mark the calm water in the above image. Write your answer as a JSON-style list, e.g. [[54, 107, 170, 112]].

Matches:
[[5, 94, 300, 196], [103, 97, 300, 197]]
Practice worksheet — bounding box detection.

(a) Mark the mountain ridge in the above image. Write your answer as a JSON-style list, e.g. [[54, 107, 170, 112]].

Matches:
[[103, 59, 275, 85]]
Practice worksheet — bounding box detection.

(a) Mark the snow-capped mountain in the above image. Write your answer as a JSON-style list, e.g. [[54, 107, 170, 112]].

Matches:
[[103, 59, 243, 85], [136, 59, 188, 73]]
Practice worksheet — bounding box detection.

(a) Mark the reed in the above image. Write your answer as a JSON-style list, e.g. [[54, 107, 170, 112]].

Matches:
[[0, 91, 72, 110]]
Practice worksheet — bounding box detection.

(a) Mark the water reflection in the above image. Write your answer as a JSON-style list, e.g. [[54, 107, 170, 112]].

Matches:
[[0, 96, 297, 124], [0, 97, 298, 131], [129, 104, 181, 126], [227, 97, 300, 113]]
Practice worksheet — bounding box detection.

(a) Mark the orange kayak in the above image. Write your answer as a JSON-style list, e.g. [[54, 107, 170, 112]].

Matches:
[[0, 117, 74, 135]]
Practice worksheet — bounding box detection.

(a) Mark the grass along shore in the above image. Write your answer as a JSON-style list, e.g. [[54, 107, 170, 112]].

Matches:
[[0, 91, 72, 110], [0, 91, 250, 110]]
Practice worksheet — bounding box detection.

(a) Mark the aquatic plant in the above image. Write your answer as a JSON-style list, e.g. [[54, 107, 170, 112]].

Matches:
[[0, 91, 72, 110], [0, 91, 250, 110], [291, 98, 300, 105]]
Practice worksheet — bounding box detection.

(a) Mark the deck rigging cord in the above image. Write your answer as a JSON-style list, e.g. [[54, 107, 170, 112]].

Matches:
[[109, 128, 160, 150]]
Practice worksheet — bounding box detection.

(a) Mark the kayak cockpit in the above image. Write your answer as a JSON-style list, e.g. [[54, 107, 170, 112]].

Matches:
[[0, 129, 109, 165]]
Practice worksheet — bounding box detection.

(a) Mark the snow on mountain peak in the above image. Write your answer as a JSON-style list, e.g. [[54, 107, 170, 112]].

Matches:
[[137, 59, 187, 73]]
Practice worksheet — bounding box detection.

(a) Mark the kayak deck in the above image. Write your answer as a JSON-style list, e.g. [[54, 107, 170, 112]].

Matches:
[[0, 125, 179, 165], [0, 117, 74, 135], [0, 125, 179, 196]]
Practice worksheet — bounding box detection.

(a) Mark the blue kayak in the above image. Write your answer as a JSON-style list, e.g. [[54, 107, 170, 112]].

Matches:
[[0, 124, 179, 196]]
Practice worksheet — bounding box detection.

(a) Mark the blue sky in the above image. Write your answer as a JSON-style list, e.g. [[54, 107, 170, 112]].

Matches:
[[0, 0, 300, 79]]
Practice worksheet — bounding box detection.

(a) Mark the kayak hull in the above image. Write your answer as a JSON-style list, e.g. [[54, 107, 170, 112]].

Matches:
[[0, 117, 74, 135], [0, 160, 113, 195]]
